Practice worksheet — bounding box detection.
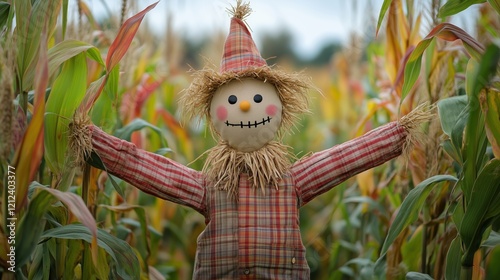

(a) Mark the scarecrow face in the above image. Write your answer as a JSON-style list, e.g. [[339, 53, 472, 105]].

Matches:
[[210, 78, 283, 152]]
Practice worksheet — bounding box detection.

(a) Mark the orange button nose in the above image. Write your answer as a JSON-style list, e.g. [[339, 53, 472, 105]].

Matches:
[[239, 101, 251, 112]]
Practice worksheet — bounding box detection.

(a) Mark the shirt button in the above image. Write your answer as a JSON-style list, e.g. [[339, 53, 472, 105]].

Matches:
[[244, 269, 250, 275], [291, 257, 296, 264]]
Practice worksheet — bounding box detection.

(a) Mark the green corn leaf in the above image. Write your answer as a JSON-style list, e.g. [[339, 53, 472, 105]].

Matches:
[[154, 147, 173, 155], [13, 0, 32, 85], [343, 196, 388, 215], [485, 246, 500, 277], [437, 95, 468, 137], [0, 2, 10, 28], [401, 23, 485, 103], [438, 0, 486, 18], [460, 159, 500, 266], [42, 243, 50, 280], [86, 151, 126, 198], [375, 0, 392, 36], [91, 66, 119, 131], [406, 272, 433, 280], [94, 246, 111, 279], [441, 139, 462, 164], [100, 204, 152, 272], [445, 236, 462, 280], [15, 0, 62, 91], [374, 175, 458, 276], [482, 231, 500, 248], [16, 185, 98, 269], [401, 39, 433, 101], [27, 242, 45, 280], [82, 241, 95, 280], [22, 40, 101, 92], [62, 0, 68, 39], [482, 88, 500, 159], [478, 51, 500, 159], [450, 106, 469, 161], [15, 191, 52, 268], [401, 226, 424, 272], [452, 196, 465, 230], [489, 0, 500, 14], [41, 224, 140, 280], [463, 44, 500, 202], [44, 52, 87, 175], [114, 118, 168, 147], [438, 95, 469, 162]]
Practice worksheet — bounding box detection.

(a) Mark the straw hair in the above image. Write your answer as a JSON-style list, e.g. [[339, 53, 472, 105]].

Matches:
[[399, 102, 435, 162], [203, 140, 293, 198], [228, 0, 252, 20], [179, 66, 310, 138], [68, 113, 93, 167]]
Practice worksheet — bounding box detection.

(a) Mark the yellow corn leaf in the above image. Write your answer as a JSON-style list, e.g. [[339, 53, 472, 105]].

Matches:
[[408, 13, 422, 47], [354, 100, 387, 137], [356, 169, 375, 213], [385, 0, 409, 83], [357, 169, 375, 197], [473, 250, 485, 280], [78, 1, 100, 31]]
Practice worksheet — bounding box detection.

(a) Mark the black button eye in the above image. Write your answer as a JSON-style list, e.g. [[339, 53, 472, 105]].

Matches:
[[253, 94, 263, 103], [228, 95, 237, 104]]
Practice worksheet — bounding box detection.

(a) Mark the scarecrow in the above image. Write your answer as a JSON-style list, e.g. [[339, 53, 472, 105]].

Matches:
[[70, 1, 430, 279]]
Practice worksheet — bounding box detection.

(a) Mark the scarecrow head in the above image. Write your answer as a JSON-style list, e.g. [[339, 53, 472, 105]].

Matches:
[[180, 0, 310, 152]]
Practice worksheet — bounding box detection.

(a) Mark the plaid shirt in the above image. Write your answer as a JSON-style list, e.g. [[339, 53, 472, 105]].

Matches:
[[90, 121, 406, 279]]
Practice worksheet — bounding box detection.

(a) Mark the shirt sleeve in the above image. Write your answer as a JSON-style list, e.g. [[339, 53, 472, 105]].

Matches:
[[291, 121, 407, 206], [88, 125, 206, 215]]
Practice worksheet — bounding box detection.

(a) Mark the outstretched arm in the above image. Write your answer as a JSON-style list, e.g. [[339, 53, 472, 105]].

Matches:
[[291, 121, 406, 206], [75, 124, 206, 215]]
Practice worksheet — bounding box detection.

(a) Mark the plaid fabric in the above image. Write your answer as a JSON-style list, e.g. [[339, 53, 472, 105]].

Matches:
[[292, 122, 406, 205], [89, 121, 407, 279], [221, 17, 267, 73], [90, 126, 207, 214], [194, 174, 310, 279]]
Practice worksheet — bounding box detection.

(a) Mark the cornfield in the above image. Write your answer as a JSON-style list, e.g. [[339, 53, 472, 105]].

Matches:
[[0, 0, 499, 279]]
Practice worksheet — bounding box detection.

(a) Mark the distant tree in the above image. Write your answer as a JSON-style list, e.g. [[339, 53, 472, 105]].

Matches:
[[181, 36, 210, 69], [306, 42, 342, 66], [259, 29, 296, 65], [259, 29, 342, 67]]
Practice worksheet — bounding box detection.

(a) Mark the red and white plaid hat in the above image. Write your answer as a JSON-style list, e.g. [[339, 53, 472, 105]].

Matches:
[[220, 9, 266, 73]]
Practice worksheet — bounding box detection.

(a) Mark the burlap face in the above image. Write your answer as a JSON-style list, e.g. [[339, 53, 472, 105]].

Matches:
[[210, 78, 283, 152]]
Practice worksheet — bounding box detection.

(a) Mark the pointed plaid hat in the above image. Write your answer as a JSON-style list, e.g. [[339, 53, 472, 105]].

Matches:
[[220, 1, 267, 73]]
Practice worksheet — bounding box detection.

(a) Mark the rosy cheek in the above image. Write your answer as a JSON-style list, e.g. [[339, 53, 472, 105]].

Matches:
[[216, 106, 228, 121], [266, 104, 278, 116]]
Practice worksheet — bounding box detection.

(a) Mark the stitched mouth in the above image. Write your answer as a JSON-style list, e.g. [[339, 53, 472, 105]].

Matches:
[[225, 116, 272, 128]]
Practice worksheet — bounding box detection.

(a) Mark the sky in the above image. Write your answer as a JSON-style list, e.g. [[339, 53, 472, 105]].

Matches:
[[82, 0, 479, 59]]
